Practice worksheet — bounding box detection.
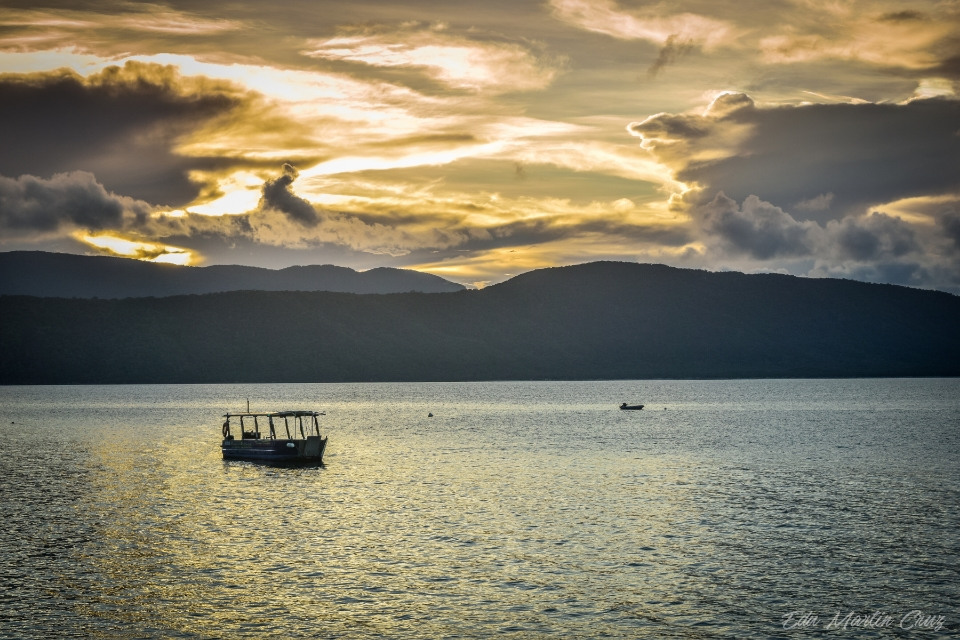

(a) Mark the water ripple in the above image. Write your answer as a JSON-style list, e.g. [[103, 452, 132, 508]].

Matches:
[[0, 379, 957, 638]]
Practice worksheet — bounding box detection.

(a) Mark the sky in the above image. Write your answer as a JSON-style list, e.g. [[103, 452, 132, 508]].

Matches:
[[0, 1, 958, 291]]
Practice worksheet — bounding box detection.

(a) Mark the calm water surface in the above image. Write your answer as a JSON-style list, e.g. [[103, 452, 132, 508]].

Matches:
[[1, 379, 958, 638]]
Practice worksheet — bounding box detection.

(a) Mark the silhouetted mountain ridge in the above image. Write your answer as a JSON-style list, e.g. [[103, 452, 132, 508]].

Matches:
[[0, 251, 464, 297], [2, 261, 958, 383]]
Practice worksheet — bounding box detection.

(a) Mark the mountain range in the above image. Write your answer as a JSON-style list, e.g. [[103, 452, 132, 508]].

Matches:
[[2, 259, 958, 383], [0, 251, 464, 297]]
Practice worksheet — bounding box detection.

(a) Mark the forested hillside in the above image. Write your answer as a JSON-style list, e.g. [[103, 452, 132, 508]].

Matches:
[[3, 262, 958, 383], [0, 251, 464, 297]]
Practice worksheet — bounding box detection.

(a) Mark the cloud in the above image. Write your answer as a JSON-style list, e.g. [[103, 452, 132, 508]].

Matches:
[[250, 158, 691, 267], [304, 24, 559, 93], [259, 164, 319, 225], [689, 189, 960, 291], [77, 233, 194, 264], [627, 92, 756, 169], [757, 4, 959, 72], [700, 193, 820, 259], [549, 0, 734, 50], [1, 1, 957, 292], [647, 35, 695, 78], [0, 169, 255, 262], [826, 212, 918, 261], [795, 193, 834, 213], [550, 0, 960, 77], [699, 193, 924, 264], [251, 163, 470, 256], [631, 95, 960, 221], [703, 91, 755, 117], [0, 5, 241, 56], [878, 10, 926, 23], [941, 209, 960, 250], [0, 171, 152, 236], [0, 61, 246, 206]]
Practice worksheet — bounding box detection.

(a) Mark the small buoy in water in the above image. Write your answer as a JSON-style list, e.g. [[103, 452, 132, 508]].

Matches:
[[428, 412, 433, 417]]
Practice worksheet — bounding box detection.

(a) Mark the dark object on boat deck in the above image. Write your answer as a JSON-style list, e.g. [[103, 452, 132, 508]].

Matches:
[[619, 403, 644, 410], [221, 410, 327, 463]]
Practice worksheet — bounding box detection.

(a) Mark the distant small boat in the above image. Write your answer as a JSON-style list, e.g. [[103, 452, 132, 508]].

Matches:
[[221, 410, 327, 463], [619, 403, 644, 410]]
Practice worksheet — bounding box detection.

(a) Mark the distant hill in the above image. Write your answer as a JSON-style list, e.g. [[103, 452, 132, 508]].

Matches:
[[0, 251, 464, 297], [2, 261, 959, 383]]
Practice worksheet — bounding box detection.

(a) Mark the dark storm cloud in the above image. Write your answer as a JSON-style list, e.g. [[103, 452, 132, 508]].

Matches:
[[942, 210, 960, 250], [698, 97, 960, 220], [700, 192, 819, 259], [633, 96, 960, 222], [827, 212, 918, 261], [0, 171, 152, 234], [698, 192, 927, 264], [936, 55, 960, 78], [259, 164, 320, 225], [0, 62, 242, 206]]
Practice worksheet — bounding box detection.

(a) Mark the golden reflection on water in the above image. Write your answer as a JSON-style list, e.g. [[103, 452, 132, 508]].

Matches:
[[9, 380, 954, 638], [69, 415, 715, 638]]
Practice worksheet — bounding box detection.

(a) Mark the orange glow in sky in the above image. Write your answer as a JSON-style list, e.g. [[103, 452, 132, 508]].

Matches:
[[1, 1, 958, 291], [77, 233, 194, 265]]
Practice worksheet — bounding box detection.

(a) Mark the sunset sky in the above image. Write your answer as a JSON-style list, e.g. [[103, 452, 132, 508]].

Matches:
[[1, 0, 958, 290]]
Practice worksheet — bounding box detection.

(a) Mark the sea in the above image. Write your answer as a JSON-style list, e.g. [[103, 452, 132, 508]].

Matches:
[[1, 379, 957, 639]]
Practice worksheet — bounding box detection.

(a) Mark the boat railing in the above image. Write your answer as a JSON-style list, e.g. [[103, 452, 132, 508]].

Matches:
[[222, 411, 323, 441]]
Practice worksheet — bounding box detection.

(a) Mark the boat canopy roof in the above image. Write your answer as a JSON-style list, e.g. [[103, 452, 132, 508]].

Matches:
[[223, 410, 322, 418]]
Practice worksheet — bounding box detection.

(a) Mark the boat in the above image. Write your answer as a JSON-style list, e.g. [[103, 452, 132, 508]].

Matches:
[[619, 403, 644, 410], [221, 410, 327, 463]]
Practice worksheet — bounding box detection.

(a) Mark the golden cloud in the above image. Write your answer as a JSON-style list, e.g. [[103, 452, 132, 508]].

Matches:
[[76, 232, 195, 264], [304, 24, 560, 93], [550, 0, 960, 77], [758, 13, 956, 70], [549, 0, 736, 50], [0, 6, 240, 54]]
